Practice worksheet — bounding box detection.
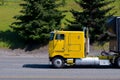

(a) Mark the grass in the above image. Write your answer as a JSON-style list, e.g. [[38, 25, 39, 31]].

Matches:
[[112, 0, 120, 16], [0, 0, 21, 31], [0, 30, 25, 48], [0, 0, 120, 48], [0, 0, 24, 48]]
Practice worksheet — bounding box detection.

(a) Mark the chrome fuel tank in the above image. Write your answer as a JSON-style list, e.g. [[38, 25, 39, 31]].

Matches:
[[75, 57, 100, 65]]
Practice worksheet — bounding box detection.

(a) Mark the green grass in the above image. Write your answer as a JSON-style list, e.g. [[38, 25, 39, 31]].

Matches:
[[0, 0, 24, 48], [0, 0, 21, 31], [0, 0, 120, 48], [112, 0, 120, 16], [0, 30, 25, 48]]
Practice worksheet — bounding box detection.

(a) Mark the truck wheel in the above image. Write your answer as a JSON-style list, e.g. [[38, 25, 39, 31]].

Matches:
[[52, 57, 65, 68], [117, 57, 120, 67]]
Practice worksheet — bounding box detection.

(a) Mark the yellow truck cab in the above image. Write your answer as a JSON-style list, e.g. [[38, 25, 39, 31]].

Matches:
[[49, 31, 85, 59], [48, 31, 120, 68]]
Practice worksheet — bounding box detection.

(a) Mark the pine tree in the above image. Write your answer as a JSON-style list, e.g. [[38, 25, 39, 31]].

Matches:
[[66, 0, 116, 43], [11, 0, 65, 44], [0, 0, 4, 5]]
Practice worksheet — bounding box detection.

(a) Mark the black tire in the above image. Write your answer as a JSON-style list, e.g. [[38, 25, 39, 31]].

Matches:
[[52, 57, 65, 68], [117, 57, 120, 68]]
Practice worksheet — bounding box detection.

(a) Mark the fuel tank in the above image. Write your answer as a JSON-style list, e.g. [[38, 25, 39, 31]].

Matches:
[[75, 57, 99, 65]]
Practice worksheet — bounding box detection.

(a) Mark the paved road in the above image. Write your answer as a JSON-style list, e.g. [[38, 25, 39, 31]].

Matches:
[[0, 56, 120, 80]]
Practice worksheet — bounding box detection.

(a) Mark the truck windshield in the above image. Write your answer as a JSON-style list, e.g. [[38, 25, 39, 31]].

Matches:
[[50, 33, 54, 41], [55, 34, 64, 40]]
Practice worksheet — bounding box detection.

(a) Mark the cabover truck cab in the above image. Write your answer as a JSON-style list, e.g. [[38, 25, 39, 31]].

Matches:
[[48, 31, 120, 68]]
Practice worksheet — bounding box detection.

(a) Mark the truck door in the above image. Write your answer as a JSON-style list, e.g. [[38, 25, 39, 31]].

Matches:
[[54, 34, 65, 51], [49, 32, 54, 54]]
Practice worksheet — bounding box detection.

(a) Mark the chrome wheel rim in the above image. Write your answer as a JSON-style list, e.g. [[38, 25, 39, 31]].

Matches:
[[54, 59, 63, 68]]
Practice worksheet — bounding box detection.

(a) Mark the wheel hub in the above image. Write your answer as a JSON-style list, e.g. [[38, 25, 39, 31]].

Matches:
[[54, 59, 62, 67]]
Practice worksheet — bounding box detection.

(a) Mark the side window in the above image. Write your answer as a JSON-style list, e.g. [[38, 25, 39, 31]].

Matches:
[[49, 33, 54, 41], [55, 34, 64, 40]]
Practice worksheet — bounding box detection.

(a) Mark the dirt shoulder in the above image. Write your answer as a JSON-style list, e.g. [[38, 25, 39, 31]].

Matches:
[[0, 45, 107, 57], [0, 46, 48, 58]]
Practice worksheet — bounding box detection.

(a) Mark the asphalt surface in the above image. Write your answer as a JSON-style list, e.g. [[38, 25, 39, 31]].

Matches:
[[0, 56, 120, 80]]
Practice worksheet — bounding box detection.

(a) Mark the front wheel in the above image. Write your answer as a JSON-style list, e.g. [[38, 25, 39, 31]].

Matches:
[[52, 57, 65, 68]]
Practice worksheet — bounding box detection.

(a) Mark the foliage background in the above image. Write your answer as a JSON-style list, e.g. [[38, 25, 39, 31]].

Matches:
[[0, 0, 120, 49]]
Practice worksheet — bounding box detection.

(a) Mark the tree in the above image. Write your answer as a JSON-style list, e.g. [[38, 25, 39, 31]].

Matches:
[[0, 0, 4, 5], [11, 0, 65, 44], [66, 0, 116, 43]]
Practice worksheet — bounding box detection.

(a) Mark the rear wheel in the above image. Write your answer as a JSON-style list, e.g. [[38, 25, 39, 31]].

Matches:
[[117, 57, 120, 67], [52, 57, 65, 68]]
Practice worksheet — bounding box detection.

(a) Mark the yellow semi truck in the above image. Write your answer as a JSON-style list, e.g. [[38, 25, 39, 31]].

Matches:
[[48, 17, 120, 68]]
